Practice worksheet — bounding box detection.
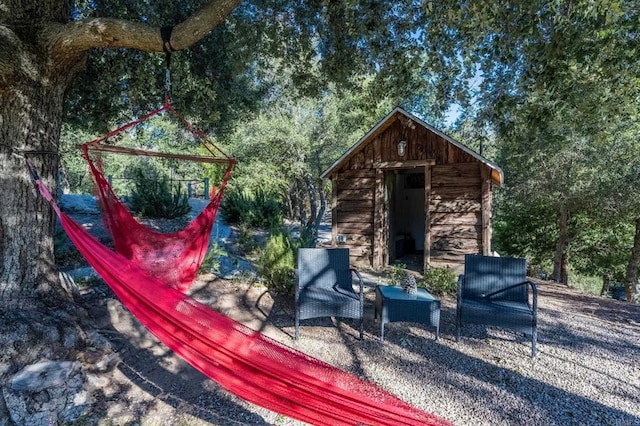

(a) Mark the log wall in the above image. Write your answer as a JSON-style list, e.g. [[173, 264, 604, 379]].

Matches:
[[333, 169, 376, 264], [429, 163, 483, 269]]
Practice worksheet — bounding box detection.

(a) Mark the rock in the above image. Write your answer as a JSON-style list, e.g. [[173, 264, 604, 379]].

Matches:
[[5, 360, 89, 425], [64, 267, 100, 283], [11, 361, 76, 392]]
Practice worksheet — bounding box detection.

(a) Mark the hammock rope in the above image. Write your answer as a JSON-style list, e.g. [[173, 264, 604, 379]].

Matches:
[[80, 98, 235, 292], [30, 175, 450, 426]]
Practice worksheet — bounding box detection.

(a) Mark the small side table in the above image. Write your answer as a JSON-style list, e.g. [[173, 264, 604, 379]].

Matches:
[[374, 285, 441, 341]]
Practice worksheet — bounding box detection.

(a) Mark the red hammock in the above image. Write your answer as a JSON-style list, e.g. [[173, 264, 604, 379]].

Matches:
[[80, 99, 235, 292], [34, 179, 450, 426]]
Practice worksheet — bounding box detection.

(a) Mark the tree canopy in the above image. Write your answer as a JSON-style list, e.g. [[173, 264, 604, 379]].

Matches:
[[2, 0, 640, 310]]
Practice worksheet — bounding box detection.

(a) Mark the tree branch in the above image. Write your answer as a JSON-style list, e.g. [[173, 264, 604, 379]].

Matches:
[[44, 0, 242, 62]]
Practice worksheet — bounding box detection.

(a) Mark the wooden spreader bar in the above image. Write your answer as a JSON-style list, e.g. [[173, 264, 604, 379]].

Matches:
[[81, 144, 236, 165]]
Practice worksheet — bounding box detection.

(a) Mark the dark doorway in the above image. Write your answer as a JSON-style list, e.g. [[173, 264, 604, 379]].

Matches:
[[386, 169, 425, 272]]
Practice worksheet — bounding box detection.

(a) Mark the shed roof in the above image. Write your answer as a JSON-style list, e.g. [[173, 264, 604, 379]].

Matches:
[[320, 106, 503, 186]]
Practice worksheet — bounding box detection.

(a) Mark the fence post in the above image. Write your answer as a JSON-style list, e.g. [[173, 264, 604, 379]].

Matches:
[[203, 177, 210, 200]]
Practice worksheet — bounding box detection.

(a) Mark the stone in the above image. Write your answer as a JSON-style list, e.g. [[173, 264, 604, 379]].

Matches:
[[11, 361, 76, 392], [5, 360, 89, 425]]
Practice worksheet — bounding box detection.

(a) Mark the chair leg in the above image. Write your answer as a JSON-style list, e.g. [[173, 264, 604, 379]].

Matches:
[[531, 327, 538, 357], [295, 311, 300, 341], [359, 317, 364, 340]]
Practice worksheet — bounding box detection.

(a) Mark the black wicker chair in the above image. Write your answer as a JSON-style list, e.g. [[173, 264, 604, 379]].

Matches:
[[295, 248, 364, 340], [456, 254, 538, 357]]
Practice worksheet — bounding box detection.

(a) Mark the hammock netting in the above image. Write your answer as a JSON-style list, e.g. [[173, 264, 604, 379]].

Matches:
[[82, 145, 232, 292], [36, 180, 449, 426], [80, 100, 234, 292]]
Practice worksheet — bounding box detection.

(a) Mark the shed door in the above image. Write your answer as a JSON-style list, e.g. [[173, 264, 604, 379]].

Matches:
[[387, 169, 425, 270]]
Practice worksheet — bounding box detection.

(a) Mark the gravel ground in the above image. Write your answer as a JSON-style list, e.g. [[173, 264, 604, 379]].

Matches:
[[79, 273, 640, 426], [60, 196, 640, 425]]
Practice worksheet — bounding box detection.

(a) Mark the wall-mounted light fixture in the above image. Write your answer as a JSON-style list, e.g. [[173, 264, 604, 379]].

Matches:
[[398, 140, 407, 157]]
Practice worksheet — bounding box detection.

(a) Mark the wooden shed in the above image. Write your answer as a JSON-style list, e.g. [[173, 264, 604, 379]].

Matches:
[[320, 107, 503, 273]]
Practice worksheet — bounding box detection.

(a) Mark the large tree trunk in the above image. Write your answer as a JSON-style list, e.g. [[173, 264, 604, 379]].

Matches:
[[0, 85, 73, 309], [0, 0, 85, 309], [551, 208, 570, 285], [623, 217, 640, 303]]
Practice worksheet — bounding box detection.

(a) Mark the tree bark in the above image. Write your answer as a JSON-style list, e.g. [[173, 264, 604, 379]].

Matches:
[[600, 273, 611, 297], [0, 0, 241, 309], [551, 208, 570, 285], [623, 217, 640, 303], [314, 179, 327, 239], [305, 174, 317, 226], [0, 76, 73, 309]]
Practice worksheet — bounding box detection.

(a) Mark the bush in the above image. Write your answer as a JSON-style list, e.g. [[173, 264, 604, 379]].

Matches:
[[201, 241, 227, 274], [388, 263, 408, 286], [221, 186, 283, 228], [421, 266, 457, 296], [256, 231, 296, 295], [129, 167, 191, 219]]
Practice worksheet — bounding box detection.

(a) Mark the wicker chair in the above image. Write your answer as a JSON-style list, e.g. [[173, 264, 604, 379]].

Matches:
[[456, 254, 538, 357], [295, 248, 364, 340]]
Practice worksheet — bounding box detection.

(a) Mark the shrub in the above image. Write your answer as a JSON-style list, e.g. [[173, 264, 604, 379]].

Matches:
[[388, 263, 408, 286], [201, 241, 226, 274], [256, 231, 296, 295], [421, 266, 457, 296], [220, 187, 250, 224], [221, 186, 283, 228], [129, 167, 191, 219]]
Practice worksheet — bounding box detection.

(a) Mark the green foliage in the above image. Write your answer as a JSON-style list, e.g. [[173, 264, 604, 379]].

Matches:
[[201, 242, 227, 274], [236, 225, 260, 256], [53, 0, 640, 300], [129, 166, 191, 219], [296, 225, 316, 249], [567, 272, 603, 296], [221, 186, 284, 228], [388, 263, 408, 286], [256, 231, 296, 295], [421, 266, 457, 296]]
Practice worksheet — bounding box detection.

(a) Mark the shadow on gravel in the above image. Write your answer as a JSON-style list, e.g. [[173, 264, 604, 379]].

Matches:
[[357, 288, 640, 426], [82, 286, 271, 425]]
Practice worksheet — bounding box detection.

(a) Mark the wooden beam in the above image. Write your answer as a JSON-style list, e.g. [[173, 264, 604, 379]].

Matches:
[[481, 167, 493, 255], [374, 168, 385, 268], [373, 159, 435, 169], [424, 164, 431, 272], [82, 144, 235, 164]]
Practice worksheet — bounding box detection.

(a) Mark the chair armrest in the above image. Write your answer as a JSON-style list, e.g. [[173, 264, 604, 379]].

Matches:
[[457, 274, 464, 308], [350, 268, 364, 295], [530, 281, 538, 315]]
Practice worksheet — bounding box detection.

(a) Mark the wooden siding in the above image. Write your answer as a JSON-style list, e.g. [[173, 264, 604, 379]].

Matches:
[[430, 163, 482, 265], [336, 115, 478, 173], [333, 169, 376, 264]]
